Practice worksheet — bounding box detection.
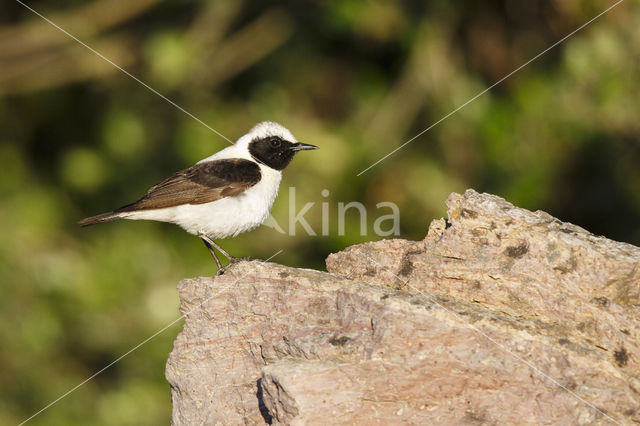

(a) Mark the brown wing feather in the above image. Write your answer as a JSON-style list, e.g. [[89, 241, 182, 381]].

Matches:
[[117, 158, 261, 211]]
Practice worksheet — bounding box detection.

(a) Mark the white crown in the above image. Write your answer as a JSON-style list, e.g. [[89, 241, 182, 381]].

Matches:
[[237, 121, 297, 148]]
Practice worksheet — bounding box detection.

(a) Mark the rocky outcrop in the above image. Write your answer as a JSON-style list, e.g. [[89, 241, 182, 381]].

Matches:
[[166, 189, 640, 425]]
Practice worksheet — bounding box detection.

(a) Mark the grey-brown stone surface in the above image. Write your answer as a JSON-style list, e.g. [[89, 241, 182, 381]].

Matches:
[[165, 189, 640, 425]]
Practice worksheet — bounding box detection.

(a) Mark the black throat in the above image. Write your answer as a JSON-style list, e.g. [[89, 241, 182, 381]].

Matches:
[[248, 136, 296, 171]]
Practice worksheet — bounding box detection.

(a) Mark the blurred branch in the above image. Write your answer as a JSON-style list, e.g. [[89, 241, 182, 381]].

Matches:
[[364, 21, 458, 142], [0, 1, 293, 95], [0, 0, 158, 58], [194, 9, 293, 88], [0, 0, 157, 94], [186, 0, 243, 51], [0, 34, 136, 94]]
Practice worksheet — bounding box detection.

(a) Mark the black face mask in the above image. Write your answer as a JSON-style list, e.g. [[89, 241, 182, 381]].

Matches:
[[249, 136, 318, 170]]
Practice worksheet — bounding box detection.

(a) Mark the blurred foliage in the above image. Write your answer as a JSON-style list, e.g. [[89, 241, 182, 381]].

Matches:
[[1, 0, 639, 424]]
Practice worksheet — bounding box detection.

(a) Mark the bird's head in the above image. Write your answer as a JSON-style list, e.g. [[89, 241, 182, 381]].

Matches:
[[241, 121, 318, 170]]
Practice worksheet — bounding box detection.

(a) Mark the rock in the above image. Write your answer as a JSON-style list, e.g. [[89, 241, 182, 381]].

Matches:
[[166, 189, 640, 425]]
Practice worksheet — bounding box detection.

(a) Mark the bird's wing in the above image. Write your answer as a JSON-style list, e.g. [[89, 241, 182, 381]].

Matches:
[[117, 158, 261, 211]]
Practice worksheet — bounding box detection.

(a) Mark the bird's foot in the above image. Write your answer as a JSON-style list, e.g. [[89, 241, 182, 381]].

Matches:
[[214, 257, 252, 275]]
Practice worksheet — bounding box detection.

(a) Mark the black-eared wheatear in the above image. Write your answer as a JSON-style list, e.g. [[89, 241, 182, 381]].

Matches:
[[79, 121, 317, 272]]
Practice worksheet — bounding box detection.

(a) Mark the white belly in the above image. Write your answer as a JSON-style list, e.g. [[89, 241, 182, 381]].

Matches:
[[121, 166, 282, 239]]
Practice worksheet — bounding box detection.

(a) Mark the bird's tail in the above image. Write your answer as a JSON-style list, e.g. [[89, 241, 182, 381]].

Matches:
[[78, 211, 123, 227]]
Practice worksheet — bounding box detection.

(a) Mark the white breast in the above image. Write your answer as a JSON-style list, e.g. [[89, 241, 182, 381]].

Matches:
[[120, 163, 282, 239]]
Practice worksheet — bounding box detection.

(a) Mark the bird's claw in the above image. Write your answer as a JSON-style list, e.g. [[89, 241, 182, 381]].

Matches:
[[215, 257, 251, 275]]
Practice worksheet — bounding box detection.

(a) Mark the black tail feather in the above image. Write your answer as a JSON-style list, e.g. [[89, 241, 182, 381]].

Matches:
[[78, 212, 122, 227]]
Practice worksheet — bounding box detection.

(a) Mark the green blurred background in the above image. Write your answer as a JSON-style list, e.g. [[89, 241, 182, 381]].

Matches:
[[1, 0, 639, 424]]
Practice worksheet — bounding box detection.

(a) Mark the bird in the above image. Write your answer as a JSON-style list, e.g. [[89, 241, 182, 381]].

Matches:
[[78, 121, 318, 272]]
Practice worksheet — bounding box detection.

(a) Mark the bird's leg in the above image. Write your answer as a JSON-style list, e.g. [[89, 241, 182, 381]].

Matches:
[[201, 238, 223, 271], [210, 239, 252, 263], [208, 240, 235, 261], [199, 233, 250, 270]]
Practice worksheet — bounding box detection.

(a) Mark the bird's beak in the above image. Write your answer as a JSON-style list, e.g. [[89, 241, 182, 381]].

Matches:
[[291, 142, 318, 151]]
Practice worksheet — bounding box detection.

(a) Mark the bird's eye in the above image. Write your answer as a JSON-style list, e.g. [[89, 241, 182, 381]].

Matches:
[[270, 138, 281, 148]]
